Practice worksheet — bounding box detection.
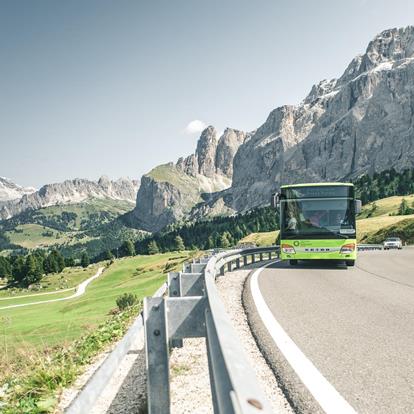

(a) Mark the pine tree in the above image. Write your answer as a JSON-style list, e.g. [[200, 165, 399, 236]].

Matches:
[[122, 240, 136, 257], [0, 257, 12, 279], [398, 198, 409, 215], [205, 235, 215, 250], [12, 256, 26, 283], [219, 233, 230, 248], [174, 235, 185, 251], [54, 251, 66, 273], [147, 240, 159, 255], [23, 254, 42, 286], [81, 252, 90, 268], [104, 250, 114, 260]]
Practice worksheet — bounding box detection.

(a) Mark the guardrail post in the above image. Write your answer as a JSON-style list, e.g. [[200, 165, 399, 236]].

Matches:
[[227, 262, 232, 272], [251, 254, 255, 263], [243, 256, 248, 266], [168, 272, 180, 297], [259, 253, 263, 261], [144, 297, 170, 414], [220, 266, 225, 276], [236, 258, 240, 269], [268, 252, 272, 260], [168, 272, 183, 349]]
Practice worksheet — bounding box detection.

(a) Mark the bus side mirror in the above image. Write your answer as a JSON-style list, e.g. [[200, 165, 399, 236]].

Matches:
[[355, 199, 362, 214], [271, 193, 280, 208]]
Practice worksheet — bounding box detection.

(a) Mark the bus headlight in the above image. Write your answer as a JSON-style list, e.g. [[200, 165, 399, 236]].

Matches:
[[340, 243, 355, 254], [282, 244, 296, 254]]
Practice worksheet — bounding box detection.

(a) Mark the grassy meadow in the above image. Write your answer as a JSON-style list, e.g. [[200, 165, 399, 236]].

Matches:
[[0, 251, 194, 412], [0, 252, 192, 354], [240, 230, 279, 246]]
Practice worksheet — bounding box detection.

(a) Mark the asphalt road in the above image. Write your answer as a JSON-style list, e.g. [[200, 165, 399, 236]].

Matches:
[[246, 248, 414, 413]]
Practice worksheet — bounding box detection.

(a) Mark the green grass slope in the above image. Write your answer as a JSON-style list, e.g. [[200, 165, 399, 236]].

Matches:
[[358, 194, 414, 218], [0, 252, 192, 352], [239, 230, 279, 246], [0, 252, 196, 413], [363, 218, 414, 244]]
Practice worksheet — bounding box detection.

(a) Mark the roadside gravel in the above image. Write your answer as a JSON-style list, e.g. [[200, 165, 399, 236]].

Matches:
[[216, 266, 294, 414], [170, 338, 213, 414]]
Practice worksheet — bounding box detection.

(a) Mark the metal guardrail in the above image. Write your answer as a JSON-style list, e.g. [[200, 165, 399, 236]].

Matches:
[[144, 246, 279, 414], [357, 244, 383, 251]]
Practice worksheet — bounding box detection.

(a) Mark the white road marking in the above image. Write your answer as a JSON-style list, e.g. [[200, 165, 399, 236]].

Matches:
[[250, 261, 357, 414], [0, 267, 104, 311]]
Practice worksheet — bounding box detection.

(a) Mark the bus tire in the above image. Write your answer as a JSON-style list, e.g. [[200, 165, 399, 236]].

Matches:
[[290, 259, 298, 266], [346, 260, 355, 267]]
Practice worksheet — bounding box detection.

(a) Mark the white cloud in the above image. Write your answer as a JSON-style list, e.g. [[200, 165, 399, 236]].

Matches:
[[184, 119, 207, 135]]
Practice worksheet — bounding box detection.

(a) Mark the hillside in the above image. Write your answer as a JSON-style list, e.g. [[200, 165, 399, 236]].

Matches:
[[358, 194, 414, 218], [363, 217, 414, 244], [0, 198, 143, 255], [239, 230, 279, 247]]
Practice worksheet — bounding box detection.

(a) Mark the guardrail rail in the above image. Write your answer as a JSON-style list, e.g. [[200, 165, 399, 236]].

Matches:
[[144, 246, 280, 414], [357, 244, 383, 251]]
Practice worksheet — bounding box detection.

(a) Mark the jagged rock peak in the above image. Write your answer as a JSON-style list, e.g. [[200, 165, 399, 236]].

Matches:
[[176, 125, 247, 178], [196, 126, 219, 177], [0, 177, 36, 202], [339, 26, 414, 84], [215, 128, 249, 177], [365, 26, 414, 63], [0, 177, 139, 220], [304, 79, 338, 104]]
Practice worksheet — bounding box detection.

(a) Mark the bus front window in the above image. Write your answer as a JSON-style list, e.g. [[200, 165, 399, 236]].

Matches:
[[281, 198, 355, 239]]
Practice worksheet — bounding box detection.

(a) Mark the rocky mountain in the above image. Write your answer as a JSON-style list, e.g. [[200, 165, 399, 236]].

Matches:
[[132, 126, 248, 231], [0, 177, 36, 202], [0, 176, 139, 220], [191, 26, 414, 216]]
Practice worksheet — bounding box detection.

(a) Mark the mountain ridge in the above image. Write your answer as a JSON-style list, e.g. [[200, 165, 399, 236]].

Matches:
[[0, 176, 139, 220], [0, 177, 36, 203]]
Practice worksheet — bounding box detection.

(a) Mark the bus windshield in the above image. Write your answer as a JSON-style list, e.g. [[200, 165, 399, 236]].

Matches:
[[281, 198, 355, 239]]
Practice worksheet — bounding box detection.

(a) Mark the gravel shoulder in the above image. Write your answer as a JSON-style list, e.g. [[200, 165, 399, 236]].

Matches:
[[218, 265, 294, 414]]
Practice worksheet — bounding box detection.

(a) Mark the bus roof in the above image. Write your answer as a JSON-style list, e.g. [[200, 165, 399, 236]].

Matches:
[[280, 182, 353, 189]]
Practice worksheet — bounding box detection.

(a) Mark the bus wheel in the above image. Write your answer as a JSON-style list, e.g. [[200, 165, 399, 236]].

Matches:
[[346, 260, 355, 267], [290, 259, 298, 266]]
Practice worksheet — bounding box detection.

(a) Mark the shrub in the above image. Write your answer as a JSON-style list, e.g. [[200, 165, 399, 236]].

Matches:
[[116, 293, 138, 310]]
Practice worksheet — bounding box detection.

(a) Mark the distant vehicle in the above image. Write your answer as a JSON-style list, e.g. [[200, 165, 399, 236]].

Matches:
[[383, 237, 402, 250], [272, 182, 361, 267]]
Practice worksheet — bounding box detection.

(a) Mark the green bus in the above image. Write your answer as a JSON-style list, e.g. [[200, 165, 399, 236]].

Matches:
[[272, 183, 361, 266]]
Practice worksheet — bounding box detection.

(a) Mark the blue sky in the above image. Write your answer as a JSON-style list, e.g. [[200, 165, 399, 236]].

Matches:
[[1, 0, 414, 187]]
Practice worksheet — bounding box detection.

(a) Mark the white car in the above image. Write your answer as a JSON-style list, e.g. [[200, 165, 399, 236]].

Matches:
[[383, 237, 403, 250]]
